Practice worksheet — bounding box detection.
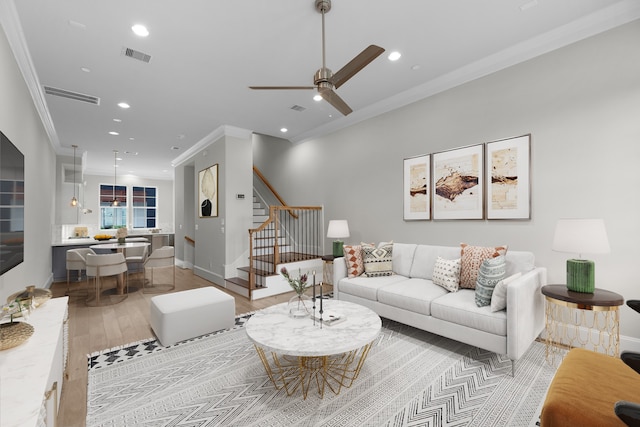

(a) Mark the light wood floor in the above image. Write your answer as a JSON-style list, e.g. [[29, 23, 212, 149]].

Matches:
[[50, 267, 330, 427]]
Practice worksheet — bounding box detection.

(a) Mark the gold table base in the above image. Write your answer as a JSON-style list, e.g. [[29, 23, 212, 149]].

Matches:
[[254, 341, 373, 399], [544, 296, 620, 366]]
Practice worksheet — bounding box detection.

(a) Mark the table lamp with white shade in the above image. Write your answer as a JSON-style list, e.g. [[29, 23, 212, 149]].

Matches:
[[552, 218, 610, 293], [327, 220, 350, 257]]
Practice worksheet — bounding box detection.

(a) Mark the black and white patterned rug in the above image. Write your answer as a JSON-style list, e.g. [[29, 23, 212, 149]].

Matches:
[[87, 314, 558, 427]]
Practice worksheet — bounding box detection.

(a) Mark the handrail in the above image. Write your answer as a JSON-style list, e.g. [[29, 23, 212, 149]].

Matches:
[[253, 166, 298, 219], [184, 236, 195, 245], [248, 205, 322, 300]]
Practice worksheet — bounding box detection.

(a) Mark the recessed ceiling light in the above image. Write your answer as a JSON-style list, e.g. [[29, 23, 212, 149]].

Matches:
[[116, 157, 122, 161], [411, 64, 421, 71], [313, 94, 322, 102], [388, 51, 402, 61], [117, 102, 130, 109], [81, 67, 91, 73], [131, 24, 149, 37], [109, 131, 119, 135], [280, 128, 288, 133], [113, 118, 122, 122], [171, 146, 180, 150], [129, 137, 135, 141]]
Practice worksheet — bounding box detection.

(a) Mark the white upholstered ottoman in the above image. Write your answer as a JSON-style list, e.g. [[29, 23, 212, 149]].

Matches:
[[150, 287, 235, 346]]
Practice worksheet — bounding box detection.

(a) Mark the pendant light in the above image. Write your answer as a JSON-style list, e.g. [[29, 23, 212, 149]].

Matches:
[[70, 145, 78, 207], [111, 150, 120, 207]]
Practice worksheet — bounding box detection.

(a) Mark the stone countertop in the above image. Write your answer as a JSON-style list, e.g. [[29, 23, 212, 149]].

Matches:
[[51, 237, 151, 247], [0, 297, 68, 427]]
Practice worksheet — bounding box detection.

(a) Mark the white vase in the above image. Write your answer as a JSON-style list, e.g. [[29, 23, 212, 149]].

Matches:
[[288, 294, 312, 318]]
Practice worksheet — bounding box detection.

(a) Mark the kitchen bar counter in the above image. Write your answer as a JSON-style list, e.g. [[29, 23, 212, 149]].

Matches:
[[51, 235, 173, 281]]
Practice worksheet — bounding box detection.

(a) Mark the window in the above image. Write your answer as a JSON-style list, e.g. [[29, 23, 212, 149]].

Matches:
[[100, 184, 127, 229], [132, 186, 156, 229]]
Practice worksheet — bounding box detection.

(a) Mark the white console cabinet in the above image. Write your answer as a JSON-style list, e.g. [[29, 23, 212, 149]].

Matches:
[[0, 296, 68, 427]]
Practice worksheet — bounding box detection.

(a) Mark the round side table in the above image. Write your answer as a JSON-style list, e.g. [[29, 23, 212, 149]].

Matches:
[[541, 284, 623, 365]]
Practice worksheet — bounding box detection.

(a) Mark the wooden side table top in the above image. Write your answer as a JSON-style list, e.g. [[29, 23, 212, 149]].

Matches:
[[541, 284, 624, 310]]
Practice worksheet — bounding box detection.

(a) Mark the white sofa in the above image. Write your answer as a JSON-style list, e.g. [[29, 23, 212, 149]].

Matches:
[[333, 243, 546, 374]]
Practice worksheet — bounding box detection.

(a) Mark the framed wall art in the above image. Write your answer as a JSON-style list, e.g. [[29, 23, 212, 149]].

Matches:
[[198, 163, 218, 217], [486, 134, 531, 219], [403, 154, 431, 220], [432, 144, 484, 220]]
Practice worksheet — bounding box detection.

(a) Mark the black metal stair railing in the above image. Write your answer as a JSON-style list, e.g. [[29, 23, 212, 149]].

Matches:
[[248, 206, 322, 299]]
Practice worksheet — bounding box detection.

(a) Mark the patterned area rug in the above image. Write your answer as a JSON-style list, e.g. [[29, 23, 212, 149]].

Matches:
[[87, 314, 558, 427]]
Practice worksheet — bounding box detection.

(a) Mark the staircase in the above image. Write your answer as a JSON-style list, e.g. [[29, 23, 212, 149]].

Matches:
[[225, 195, 323, 300]]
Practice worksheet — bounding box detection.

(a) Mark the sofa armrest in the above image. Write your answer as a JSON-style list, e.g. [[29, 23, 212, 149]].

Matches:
[[332, 257, 346, 299], [506, 266, 547, 360]]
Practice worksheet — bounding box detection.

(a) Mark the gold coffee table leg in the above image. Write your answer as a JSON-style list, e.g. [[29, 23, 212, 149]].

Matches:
[[253, 341, 374, 399]]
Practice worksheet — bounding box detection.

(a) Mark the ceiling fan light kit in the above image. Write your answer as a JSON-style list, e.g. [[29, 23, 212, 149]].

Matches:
[[250, 0, 384, 116]]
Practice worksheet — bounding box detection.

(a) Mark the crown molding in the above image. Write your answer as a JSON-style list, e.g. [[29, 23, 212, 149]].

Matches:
[[171, 125, 252, 168], [291, 0, 640, 144], [0, 0, 60, 150]]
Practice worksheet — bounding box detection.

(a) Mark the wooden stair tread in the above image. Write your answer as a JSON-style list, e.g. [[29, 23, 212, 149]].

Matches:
[[237, 266, 275, 277], [225, 277, 249, 288]]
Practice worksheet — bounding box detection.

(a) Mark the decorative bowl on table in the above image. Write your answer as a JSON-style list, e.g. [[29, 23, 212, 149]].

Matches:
[[94, 234, 112, 241]]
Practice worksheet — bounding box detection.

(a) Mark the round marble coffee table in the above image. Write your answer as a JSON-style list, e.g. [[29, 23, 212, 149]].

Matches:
[[246, 299, 381, 399]]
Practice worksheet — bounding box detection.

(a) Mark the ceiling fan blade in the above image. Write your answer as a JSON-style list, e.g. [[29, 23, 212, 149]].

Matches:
[[249, 86, 315, 90], [331, 45, 385, 89], [319, 88, 352, 116]]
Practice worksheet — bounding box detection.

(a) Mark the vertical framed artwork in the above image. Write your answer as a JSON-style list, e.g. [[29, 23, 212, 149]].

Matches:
[[198, 163, 218, 217], [486, 134, 531, 219], [403, 154, 431, 220], [432, 144, 484, 220]]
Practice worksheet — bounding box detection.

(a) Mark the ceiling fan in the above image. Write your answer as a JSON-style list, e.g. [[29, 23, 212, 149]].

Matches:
[[249, 0, 385, 116]]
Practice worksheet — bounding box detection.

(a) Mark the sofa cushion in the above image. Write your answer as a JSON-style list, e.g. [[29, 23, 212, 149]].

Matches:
[[431, 290, 507, 336], [392, 243, 417, 277], [475, 255, 507, 307], [363, 242, 393, 277], [504, 251, 535, 276], [409, 245, 461, 280], [459, 243, 508, 289], [490, 272, 522, 312], [432, 257, 461, 292], [377, 278, 448, 316], [338, 275, 409, 301], [343, 244, 364, 278]]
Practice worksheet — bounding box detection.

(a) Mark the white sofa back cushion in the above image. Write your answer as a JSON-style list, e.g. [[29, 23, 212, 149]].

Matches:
[[392, 243, 417, 277], [504, 251, 535, 276], [409, 245, 461, 280]]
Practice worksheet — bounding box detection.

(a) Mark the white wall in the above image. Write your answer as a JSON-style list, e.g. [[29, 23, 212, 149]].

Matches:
[[175, 128, 253, 286], [56, 172, 175, 235], [0, 26, 57, 300], [253, 21, 640, 341]]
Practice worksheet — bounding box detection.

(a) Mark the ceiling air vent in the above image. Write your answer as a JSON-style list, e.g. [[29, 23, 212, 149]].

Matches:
[[290, 105, 306, 112], [43, 86, 100, 105], [123, 47, 151, 63]]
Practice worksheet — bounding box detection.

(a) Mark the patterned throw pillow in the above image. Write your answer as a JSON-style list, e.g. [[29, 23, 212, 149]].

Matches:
[[475, 255, 507, 307], [459, 243, 508, 289], [362, 242, 393, 277], [343, 244, 364, 278], [432, 257, 461, 292], [490, 273, 522, 312]]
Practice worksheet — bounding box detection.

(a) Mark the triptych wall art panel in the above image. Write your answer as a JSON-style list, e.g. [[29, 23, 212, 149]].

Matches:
[[403, 134, 531, 220], [403, 154, 431, 220]]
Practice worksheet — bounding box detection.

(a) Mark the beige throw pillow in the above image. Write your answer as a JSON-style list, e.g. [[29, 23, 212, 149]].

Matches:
[[362, 242, 393, 277], [432, 257, 461, 292]]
